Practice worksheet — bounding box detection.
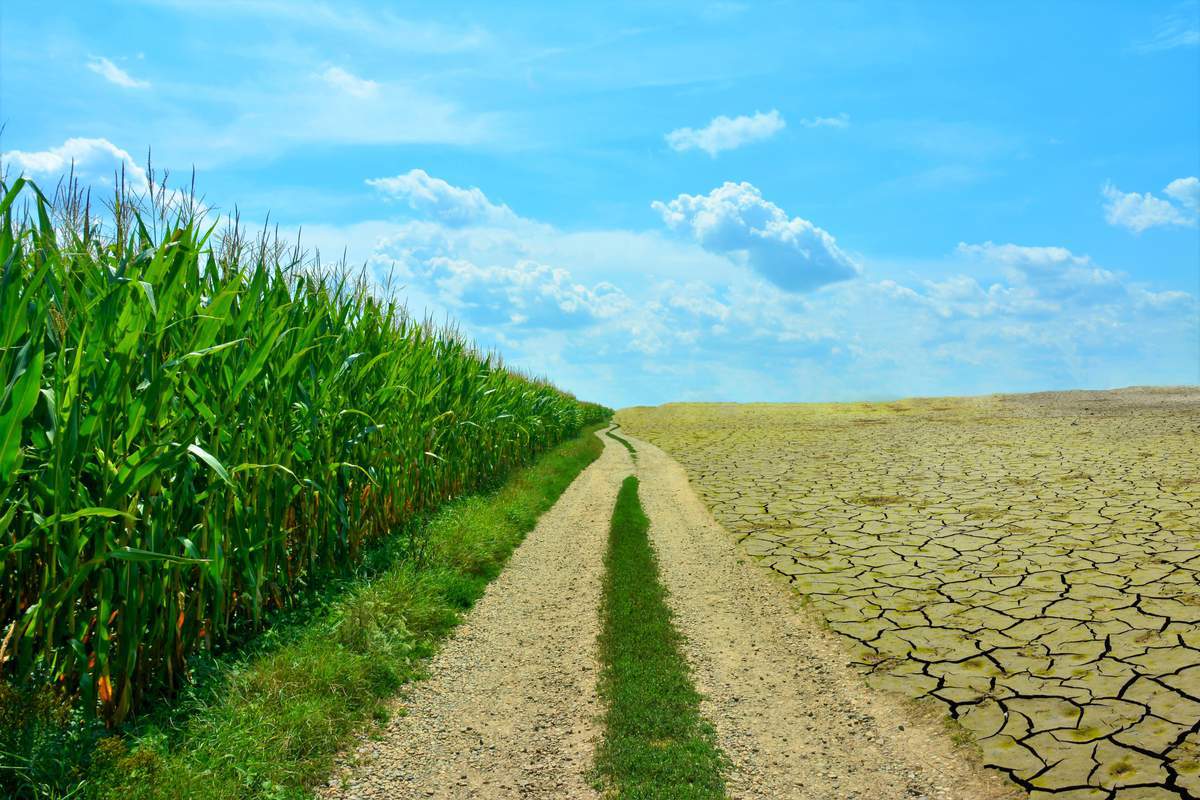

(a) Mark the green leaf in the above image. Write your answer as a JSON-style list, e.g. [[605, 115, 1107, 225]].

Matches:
[[44, 507, 137, 525], [187, 443, 233, 485], [166, 338, 248, 369], [0, 340, 45, 476], [106, 546, 211, 565]]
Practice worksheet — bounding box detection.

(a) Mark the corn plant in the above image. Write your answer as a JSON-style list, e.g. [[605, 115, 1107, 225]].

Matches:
[[0, 176, 610, 722]]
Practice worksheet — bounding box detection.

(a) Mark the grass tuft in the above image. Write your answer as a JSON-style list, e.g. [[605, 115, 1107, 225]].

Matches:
[[594, 476, 727, 799]]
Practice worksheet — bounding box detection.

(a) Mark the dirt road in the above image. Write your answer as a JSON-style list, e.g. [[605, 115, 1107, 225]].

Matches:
[[324, 427, 1016, 799], [323, 431, 628, 799]]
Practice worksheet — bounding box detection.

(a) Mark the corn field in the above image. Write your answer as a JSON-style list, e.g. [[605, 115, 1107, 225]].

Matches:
[[0, 177, 609, 722]]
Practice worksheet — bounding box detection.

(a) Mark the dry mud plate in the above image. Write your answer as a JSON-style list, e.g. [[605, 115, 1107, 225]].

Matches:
[[619, 388, 1200, 800]]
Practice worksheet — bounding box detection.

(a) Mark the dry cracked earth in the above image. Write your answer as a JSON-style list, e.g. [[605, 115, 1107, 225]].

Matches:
[[618, 388, 1200, 800]]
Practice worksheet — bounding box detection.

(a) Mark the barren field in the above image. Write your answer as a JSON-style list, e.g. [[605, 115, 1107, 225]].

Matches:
[[618, 388, 1200, 800]]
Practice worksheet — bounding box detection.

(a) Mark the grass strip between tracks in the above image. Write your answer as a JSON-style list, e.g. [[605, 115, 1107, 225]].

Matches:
[[595, 475, 728, 799], [605, 425, 638, 458], [52, 424, 607, 800]]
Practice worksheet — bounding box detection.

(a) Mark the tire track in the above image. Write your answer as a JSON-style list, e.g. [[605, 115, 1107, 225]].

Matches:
[[323, 429, 631, 799]]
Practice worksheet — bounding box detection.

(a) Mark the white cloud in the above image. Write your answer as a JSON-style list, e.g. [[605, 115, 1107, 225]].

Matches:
[[1102, 180, 1197, 232], [956, 241, 1126, 305], [1, 138, 208, 222], [651, 181, 859, 291], [320, 66, 378, 98], [87, 56, 150, 89], [798, 113, 850, 129], [665, 110, 785, 157], [1165, 176, 1200, 211], [252, 174, 1199, 406], [956, 241, 1088, 271], [2, 137, 148, 188], [402, 257, 630, 328], [366, 169, 517, 227]]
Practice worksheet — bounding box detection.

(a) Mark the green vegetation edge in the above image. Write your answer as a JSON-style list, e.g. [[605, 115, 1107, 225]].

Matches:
[[604, 426, 638, 458], [594, 475, 728, 799], [16, 423, 608, 800]]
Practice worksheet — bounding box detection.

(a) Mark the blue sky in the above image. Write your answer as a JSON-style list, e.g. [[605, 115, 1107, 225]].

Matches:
[[2, 0, 1198, 407]]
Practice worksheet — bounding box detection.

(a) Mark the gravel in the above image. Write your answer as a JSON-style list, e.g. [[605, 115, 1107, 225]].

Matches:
[[322, 430, 629, 799]]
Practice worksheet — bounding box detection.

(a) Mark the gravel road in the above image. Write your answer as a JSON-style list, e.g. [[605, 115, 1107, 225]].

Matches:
[[323, 429, 629, 799], [324, 427, 1019, 799]]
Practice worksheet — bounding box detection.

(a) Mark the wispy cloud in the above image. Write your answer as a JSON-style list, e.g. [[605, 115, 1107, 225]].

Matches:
[[87, 56, 150, 89], [320, 66, 379, 99], [665, 110, 785, 157], [1102, 178, 1198, 233], [161, 73, 497, 163], [1132, 3, 1200, 52], [141, 0, 488, 52], [798, 112, 850, 129], [700, 2, 749, 22]]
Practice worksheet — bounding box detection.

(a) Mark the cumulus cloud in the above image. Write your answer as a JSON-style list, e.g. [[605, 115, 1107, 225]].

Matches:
[[665, 110, 785, 157], [652, 181, 859, 292], [87, 56, 150, 89], [306, 205, 1197, 405], [224, 171, 1200, 405], [2, 137, 148, 188], [956, 241, 1127, 306], [1165, 176, 1200, 211], [916, 274, 1054, 320], [366, 169, 517, 227], [320, 66, 379, 98], [405, 257, 630, 328], [1, 137, 208, 222], [1102, 179, 1198, 232]]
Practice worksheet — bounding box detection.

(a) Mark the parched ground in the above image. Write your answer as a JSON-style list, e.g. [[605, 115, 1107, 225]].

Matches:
[[618, 388, 1200, 800], [629, 433, 1016, 800]]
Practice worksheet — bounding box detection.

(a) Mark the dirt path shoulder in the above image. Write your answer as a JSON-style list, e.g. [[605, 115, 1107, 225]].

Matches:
[[628, 432, 1021, 800], [323, 429, 631, 799]]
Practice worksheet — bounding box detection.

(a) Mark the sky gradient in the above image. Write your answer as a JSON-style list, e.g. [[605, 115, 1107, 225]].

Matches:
[[2, 0, 1198, 407]]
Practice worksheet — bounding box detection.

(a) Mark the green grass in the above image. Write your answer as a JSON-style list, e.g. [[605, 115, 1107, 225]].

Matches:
[[595, 476, 727, 799], [4, 424, 606, 800], [605, 426, 638, 458]]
